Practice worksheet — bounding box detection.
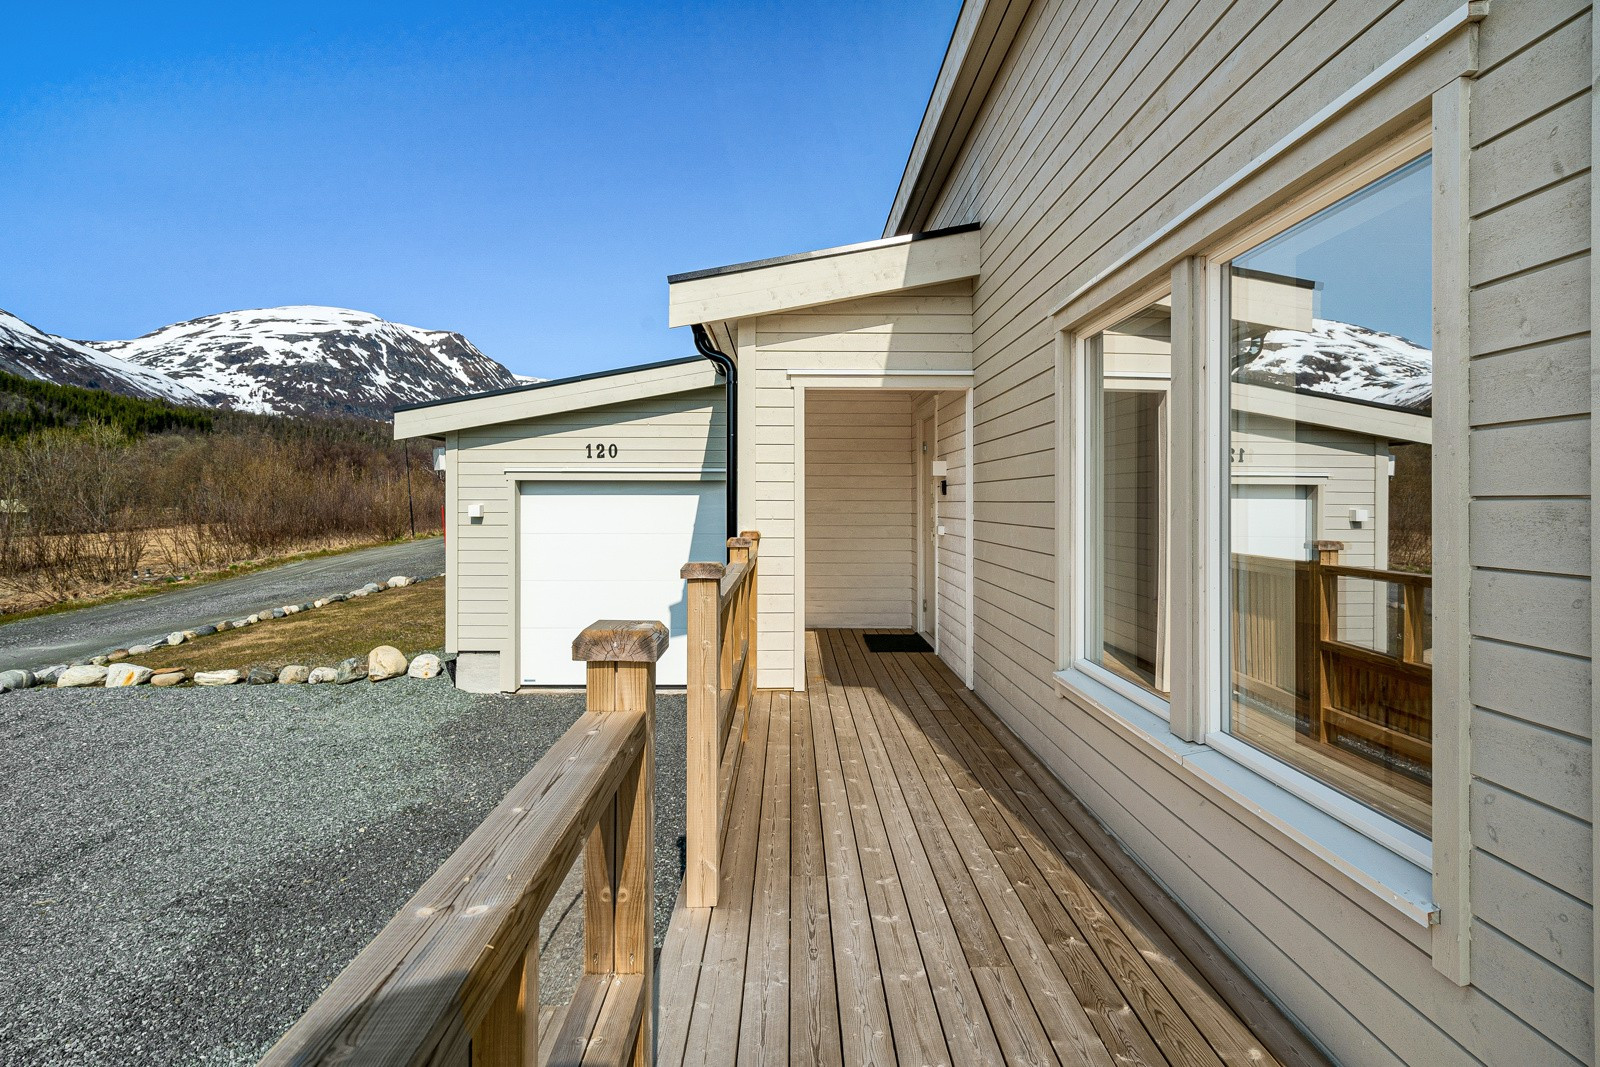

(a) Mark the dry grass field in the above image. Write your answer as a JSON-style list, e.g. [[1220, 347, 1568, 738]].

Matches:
[[0, 531, 417, 618], [134, 580, 445, 674]]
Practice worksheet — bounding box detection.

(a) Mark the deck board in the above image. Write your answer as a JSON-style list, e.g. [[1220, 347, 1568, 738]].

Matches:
[[656, 630, 1327, 1067]]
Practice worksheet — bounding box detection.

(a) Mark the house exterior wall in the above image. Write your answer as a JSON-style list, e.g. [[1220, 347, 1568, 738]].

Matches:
[[912, 1, 1593, 1064], [804, 390, 916, 628], [912, 390, 972, 668], [934, 392, 970, 671], [739, 280, 974, 687], [446, 387, 724, 689]]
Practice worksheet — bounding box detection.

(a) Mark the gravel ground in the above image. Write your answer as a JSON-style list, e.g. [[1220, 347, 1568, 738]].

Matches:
[[0, 538, 445, 673], [0, 676, 686, 1065]]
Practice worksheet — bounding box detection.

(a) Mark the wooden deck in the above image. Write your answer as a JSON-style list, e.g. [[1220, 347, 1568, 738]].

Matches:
[[656, 629, 1324, 1067]]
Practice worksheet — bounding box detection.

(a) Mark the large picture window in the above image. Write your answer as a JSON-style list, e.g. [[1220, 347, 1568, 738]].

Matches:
[[1224, 154, 1433, 835], [1084, 301, 1172, 703]]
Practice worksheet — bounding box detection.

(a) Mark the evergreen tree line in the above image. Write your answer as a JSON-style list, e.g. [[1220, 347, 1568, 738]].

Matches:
[[0, 371, 214, 439]]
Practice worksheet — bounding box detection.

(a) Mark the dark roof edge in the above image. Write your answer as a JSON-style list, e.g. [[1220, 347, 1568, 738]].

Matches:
[[391, 356, 708, 415], [666, 222, 980, 286]]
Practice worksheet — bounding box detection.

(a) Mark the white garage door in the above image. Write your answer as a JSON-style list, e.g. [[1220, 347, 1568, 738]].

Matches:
[[1231, 484, 1316, 561], [518, 481, 726, 686]]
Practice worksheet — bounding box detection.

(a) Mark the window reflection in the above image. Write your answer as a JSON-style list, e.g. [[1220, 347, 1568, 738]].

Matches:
[[1087, 301, 1172, 700], [1226, 154, 1433, 835]]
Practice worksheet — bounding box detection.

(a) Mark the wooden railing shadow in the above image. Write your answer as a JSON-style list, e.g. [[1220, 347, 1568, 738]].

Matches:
[[258, 620, 667, 1067], [678, 530, 759, 909]]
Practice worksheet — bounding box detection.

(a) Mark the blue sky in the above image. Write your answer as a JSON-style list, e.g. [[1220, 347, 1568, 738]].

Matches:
[[0, 2, 959, 379]]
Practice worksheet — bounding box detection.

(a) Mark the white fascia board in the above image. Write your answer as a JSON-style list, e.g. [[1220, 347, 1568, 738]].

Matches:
[[393, 360, 719, 440], [667, 227, 980, 329]]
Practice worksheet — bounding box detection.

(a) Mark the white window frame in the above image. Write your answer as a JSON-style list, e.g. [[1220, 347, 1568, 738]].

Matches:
[[1054, 121, 1458, 933], [1200, 129, 1436, 868], [1061, 289, 1176, 722]]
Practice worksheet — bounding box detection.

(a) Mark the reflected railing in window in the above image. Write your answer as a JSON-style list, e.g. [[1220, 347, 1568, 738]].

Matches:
[[1230, 541, 1431, 834]]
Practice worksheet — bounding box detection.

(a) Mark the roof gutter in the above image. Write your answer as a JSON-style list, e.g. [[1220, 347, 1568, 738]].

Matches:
[[692, 324, 738, 539]]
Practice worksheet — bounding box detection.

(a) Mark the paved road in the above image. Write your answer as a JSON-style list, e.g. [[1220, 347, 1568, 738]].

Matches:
[[0, 679, 687, 1065], [0, 538, 445, 672]]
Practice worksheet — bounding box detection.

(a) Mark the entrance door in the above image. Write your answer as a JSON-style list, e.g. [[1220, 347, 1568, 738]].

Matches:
[[518, 481, 725, 686]]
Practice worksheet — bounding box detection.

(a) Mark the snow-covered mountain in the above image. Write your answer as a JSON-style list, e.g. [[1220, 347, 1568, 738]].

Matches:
[[1234, 318, 1432, 412], [84, 306, 522, 419], [0, 309, 206, 405]]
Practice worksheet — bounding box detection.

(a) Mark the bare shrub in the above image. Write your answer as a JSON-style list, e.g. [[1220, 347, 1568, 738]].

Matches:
[[1388, 443, 1431, 574], [0, 420, 443, 611]]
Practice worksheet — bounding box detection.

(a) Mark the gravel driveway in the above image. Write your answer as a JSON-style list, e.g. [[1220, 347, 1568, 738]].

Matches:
[[0, 677, 686, 1065], [0, 538, 445, 673]]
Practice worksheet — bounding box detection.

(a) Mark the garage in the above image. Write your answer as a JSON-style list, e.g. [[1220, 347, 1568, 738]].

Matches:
[[393, 356, 728, 693], [517, 480, 725, 686]]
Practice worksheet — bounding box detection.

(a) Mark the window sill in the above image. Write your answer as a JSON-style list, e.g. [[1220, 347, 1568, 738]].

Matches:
[[1052, 667, 1439, 929]]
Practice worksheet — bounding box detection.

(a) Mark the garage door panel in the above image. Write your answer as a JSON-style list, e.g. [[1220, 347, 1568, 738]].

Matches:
[[520, 534, 722, 582], [518, 481, 724, 686], [1232, 484, 1315, 561]]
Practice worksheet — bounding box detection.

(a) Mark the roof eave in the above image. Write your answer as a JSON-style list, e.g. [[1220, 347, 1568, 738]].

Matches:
[[392, 356, 718, 439], [667, 224, 980, 330]]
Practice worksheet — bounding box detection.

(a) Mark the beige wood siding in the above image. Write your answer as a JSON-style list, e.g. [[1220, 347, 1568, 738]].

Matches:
[[805, 391, 915, 628], [448, 388, 724, 670], [742, 280, 974, 687], [936, 394, 970, 673], [1462, 4, 1595, 1052], [912, 391, 972, 671], [915, 0, 1592, 1063]]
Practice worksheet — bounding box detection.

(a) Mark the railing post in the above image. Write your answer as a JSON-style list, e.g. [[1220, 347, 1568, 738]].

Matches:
[[1401, 579, 1426, 665], [573, 620, 667, 1067], [724, 537, 751, 695], [473, 944, 539, 1067], [741, 530, 760, 712], [1308, 540, 1343, 745], [680, 562, 724, 908]]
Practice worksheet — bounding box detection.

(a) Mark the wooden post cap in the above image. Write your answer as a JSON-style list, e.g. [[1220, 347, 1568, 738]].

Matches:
[[681, 561, 726, 580], [572, 620, 670, 663], [727, 536, 754, 550], [1313, 540, 1346, 552], [739, 529, 761, 541]]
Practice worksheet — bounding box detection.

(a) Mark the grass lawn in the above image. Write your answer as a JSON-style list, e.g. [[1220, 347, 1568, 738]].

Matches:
[[133, 580, 445, 674]]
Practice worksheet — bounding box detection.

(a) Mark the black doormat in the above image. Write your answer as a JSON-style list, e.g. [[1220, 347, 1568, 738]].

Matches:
[[863, 633, 933, 654]]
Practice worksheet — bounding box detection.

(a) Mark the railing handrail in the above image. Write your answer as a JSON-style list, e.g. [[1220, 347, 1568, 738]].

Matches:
[[680, 529, 759, 909], [260, 620, 666, 1067], [1231, 550, 1433, 590], [718, 559, 751, 603], [1314, 561, 1431, 588]]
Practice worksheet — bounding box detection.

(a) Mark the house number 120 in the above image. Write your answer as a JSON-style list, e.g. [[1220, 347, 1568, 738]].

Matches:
[[586, 442, 619, 459]]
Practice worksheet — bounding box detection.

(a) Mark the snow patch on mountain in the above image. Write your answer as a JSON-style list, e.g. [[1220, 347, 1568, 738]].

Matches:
[[86, 306, 523, 419], [1235, 318, 1432, 412], [0, 309, 205, 404]]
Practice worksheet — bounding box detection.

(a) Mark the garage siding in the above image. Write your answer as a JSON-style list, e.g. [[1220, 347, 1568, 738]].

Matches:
[[449, 387, 725, 661], [917, 0, 1591, 1063]]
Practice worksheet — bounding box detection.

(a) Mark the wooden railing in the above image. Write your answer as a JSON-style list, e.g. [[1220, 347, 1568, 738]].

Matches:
[[259, 620, 666, 1067], [679, 530, 759, 909], [1232, 541, 1432, 770]]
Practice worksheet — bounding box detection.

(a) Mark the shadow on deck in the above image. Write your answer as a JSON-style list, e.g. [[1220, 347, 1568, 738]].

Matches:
[[656, 628, 1326, 1067]]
